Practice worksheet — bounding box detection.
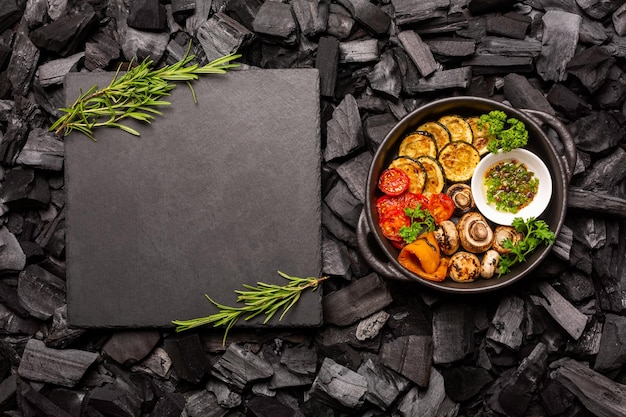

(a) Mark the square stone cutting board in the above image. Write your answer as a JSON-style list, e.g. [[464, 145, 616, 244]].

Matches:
[[64, 68, 323, 328]]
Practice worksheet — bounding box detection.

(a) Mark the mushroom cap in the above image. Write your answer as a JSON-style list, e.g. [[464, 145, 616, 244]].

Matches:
[[457, 212, 494, 253], [480, 249, 500, 279], [434, 220, 460, 255], [448, 251, 481, 282], [446, 183, 475, 213], [493, 226, 521, 254]]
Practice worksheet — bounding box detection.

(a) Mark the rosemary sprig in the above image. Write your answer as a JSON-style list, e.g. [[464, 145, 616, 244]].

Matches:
[[51, 47, 241, 140], [172, 272, 329, 345]]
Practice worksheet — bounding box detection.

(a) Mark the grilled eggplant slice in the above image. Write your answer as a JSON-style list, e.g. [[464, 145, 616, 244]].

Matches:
[[416, 121, 451, 153], [388, 156, 427, 194], [437, 115, 473, 143], [467, 116, 494, 155], [437, 141, 481, 182], [398, 131, 437, 159], [417, 155, 445, 195]]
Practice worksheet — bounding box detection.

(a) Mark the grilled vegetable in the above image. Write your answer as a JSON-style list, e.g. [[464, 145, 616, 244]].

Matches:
[[448, 251, 481, 282], [457, 212, 494, 253], [446, 183, 475, 214], [437, 115, 473, 143], [416, 121, 451, 153], [398, 231, 450, 282], [427, 193, 455, 224], [437, 141, 480, 182], [434, 220, 460, 255], [378, 167, 410, 196], [492, 226, 522, 254], [388, 157, 427, 194], [480, 250, 500, 279], [416, 156, 445, 195], [398, 131, 437, 159], [467, 116, 493, 155]]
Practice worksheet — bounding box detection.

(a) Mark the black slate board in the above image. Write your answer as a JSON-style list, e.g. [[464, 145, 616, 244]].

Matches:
[[64, 69, 323, 328]]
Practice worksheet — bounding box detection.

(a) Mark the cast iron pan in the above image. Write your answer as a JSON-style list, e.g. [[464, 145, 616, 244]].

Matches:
[[357, 97, 577, 294]]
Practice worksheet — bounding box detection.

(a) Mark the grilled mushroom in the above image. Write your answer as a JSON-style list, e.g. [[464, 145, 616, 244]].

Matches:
[[434, 220, 460, 255], [448, 251, 481, 282], [446, 183, 475, 213], [457, 212, 494, 253], [480, 249, 500, 279], [492, 226, 521, 254]]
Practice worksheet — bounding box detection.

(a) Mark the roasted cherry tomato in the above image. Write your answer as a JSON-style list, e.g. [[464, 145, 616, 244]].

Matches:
[[376, 195, 403, 218], [401, 192, 430, 211], [378, 168, 410, 196], [378, 208, 410, 243], [427, 193, 455, 224]]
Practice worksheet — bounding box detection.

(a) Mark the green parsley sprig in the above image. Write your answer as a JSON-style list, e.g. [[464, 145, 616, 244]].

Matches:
[[479, 110, 529, 153], [497, 217, 556, 276], [399, 205, 436, 244], [172, 272, 328, 345], [51, 46, 241, 140]]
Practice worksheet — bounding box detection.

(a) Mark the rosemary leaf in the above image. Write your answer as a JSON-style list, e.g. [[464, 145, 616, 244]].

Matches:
[[172, 272, 328, 346], [52, 46, 240, 141]]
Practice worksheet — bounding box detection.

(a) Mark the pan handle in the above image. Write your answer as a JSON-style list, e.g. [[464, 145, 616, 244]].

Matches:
[[356, 211, 413, 282], [520, 109, 577, 183]]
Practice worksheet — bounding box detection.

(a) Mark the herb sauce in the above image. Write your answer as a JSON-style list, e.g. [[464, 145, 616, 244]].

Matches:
[[484, 159, 538, 213]]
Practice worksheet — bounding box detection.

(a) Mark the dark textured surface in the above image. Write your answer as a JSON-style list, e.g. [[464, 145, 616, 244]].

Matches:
[[64, 69, 323, 328]]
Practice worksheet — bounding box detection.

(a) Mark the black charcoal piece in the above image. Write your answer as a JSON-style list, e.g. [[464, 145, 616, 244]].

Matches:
[[18, 382, 74, 417], [309, 357, 367, 410], [335, 151, 372, 203], [355, 310, 389, 341], [163, 334, 208, 384], [292, 0, 328, 37], [324, 94, 363, 161], [127, 0, 167, 31], [367, 50, 401, 100], [486, 295, 525, 350], [15, 127, 64, 171], [326, 7, 355, 39], [316, 36, 340, 97], [18, 339, 99, 387], [206, 379, 242, 408], [150, 390, 185, 417], [211, 343, 274, 392], [184, 390, 225, 417], [30, 8, 98, 57], [397, 30, 438, 77], [196, 12, 253, 62], [432, 301, 474, 364], [280, 344, 317, 376], [252, 1, 298, 44], [391, 0, 448, 26], [486, 15, 529, 39], [0, 0, 22, 33], [412, 67, 472, 92], [395, 369, 445, 416], [502, 73, 555, 115], [103, 330, 161, 366], [322, 273, 392, 326], [87, 384, 142, 417], [357, 358, 409, 410], [246, 396, 296, 417], [339, 38, 380, 63], [380, 335, 432, 387], [335, 0, 390, 35], [84, 29, 121, 71], [536, 10, 581, 82], [593, 313, 626, 372], [17, 264, 65, 320], [495, 343, 548, 417], [6, 24, 40, 98], [440, 366, 492, 402], [530, 281, 588, 340], [64, 69, 322, 328], [0, 226, 26, 272]]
